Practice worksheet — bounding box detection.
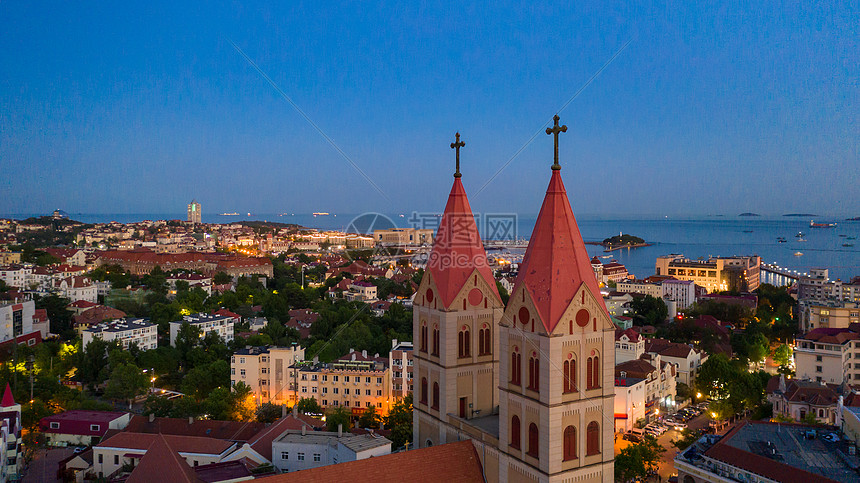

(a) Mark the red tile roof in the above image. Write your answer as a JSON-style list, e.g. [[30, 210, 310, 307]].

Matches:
[[426, 177, 500, 309], [255, 440, 485, 483], [96, 432, 233, 455], [247, 414, 320, 461], [1, 383, 15, 407], [123, 415, 265, 442], [127, 433, 202, 483], [512, 169, 607, 333]]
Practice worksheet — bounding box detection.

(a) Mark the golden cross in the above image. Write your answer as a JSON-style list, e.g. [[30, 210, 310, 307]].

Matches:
[[546, 114, 567, 170], [450, 132, 465, 178]]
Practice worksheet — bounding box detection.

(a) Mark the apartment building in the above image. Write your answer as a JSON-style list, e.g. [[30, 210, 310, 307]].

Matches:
[[655, 254, 760, 293], [800, 300, 860, 332], [292, 351, 392, 416], [230, 345, 306, 405], [271, 428, 391, 473], [798, 268, 860, 303], [616, 279, 663, 298], [0, 299, 35, 345], [615, 354, 677, 421], [82, 318, 158, 351], [169, 313, 235, 346], [373, 228, 433, 246], [794, 326, 860, 385], [389, 339, 413, 400]]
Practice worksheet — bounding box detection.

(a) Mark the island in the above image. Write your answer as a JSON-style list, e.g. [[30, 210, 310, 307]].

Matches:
[[594, 234, 651, 252], [846, 216, 860, 221], [783, 213, 819, 217], [738, 212, 761, 217]]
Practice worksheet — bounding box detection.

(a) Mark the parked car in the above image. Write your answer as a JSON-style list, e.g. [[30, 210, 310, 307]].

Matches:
[[670, 421, 688, 430]]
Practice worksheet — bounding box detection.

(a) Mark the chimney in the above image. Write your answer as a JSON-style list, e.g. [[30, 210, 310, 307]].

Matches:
[[362, 349, 368, 358], [149, 413, 155, 423], [302, 425, 306, 436], [282, 404, 287, 418], [338, 424, 342, 437], [189, 416, 194, 425], [392, 339, 398, 349]]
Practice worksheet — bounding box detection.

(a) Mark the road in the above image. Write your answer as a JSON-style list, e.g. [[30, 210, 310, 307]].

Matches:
[[614, 409, 713, 482]]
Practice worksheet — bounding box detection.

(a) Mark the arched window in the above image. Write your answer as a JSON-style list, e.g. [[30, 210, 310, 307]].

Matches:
[[563, 358, 577, 393], [426, 439, 433, 447], [458, 327, 471, 358], [587, 354, 601, 390], [432, 382, 439, 410], [478, 326, 491, 355], [420, 377, 428, 405], [510, 415, 520, 449], [586, 421, 600, 455], [420, 323, 428, 353], [563, 425, 577, 460], [511, 350, 521, 386], [527, 423, 539, 458], [432, 326, 439, 356], [528, 354, 540, 392]]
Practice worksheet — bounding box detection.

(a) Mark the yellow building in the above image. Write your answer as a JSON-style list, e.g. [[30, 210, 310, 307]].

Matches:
[[294, 351, 393, 417], [654, 254, 760, 293], [373, 228, 434, 246], [231, 345, 306, 405]]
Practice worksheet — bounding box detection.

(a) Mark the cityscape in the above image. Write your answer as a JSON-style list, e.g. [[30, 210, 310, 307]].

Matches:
[[1, 3, 858, 483]]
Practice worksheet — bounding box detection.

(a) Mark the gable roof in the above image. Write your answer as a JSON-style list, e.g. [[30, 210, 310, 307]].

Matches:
[[425, 176, 500, 309], [512, 168, 606, 333], [247, 414, 320, 461], [127, 433, 202, 483], [255, 439, 484, 483], [95, 432, 233, 455], [1, 383, 15, 407], [123, 415, 265, 442]]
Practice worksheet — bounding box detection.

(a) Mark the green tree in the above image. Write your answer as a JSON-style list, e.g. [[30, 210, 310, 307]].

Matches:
[[325, 406, 352, 432], [175, 322, 201, 368], [772, 344, 792, 368], [257, 402, 282, 423], [231, 381, 256, 421], [213, 272, 233, 285], [671, 429, 702, 451], [384, 394, 413, 449], [296, 397, 322, 414], [358, 406, 381, 429], [104, 363, 148, 409], [630, 295, 668, 326], [143, 395, 175, 417], [614, 436, 665, 482]]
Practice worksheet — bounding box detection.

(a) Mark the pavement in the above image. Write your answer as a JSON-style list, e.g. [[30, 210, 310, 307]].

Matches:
[[614, 409, 713, 482], [22, 447, 73, 483]]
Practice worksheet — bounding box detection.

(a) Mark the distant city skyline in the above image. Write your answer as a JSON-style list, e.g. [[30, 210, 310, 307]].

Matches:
[[1, 2, 857, 216]]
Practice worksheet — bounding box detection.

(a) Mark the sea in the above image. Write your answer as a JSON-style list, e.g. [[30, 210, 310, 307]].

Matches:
[[4, 212, 859, 282]]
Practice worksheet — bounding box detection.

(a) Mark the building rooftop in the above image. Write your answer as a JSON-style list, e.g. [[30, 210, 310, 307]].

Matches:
[[679, 421, 860, 483], [275, 429, 392, 453], [84, 317, 155, 333], [41, 410, 128, 423]]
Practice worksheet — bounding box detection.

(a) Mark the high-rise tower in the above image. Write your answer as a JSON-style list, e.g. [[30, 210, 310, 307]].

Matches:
[[498, 115, 615, 481], [413, 133, 505, 448], [187, 199, 202, 224]]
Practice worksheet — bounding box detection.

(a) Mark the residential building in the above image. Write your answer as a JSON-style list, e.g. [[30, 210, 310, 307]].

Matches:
[[615, 354, 677, 422], [53, 276, 98, 303], [662, 279, 696, 310], [615, 328, 645, 364], [92, 432, 236, 479], [603, 292, 634, 317], [800, 301, 860, 332], [271, 428, 391, 473], [794, 326, 860, 384], [167, 273, 213, 296], [230, 345, 306, 405], [389, 339, 413, 400], [644, 338, 707, 386], [654, 254, 761, 293], [170, 313, 236, 346], [675, 421, 858, 483], [613, 377, 645, 432], [766, 374, 839, 423], [413, 137, 615, 481], [345, 281, 378, 302], [615, 279, 662, 298], [82, 318, 158, 351], [73, 305, 127, 336], [39, 410, 130, 446], [44, 248, 86, 266], [291, 350, 393, 416], [798, 268, 860, 303], [0, 265, 31, 289], [0, 384, 22, 481], [373, 228, 433, 246], [188, 200, 202, 224], [0, 299, 35, 345]]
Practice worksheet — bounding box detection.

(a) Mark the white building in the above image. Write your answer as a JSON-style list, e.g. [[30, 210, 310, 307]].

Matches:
[[662, 279, 696, 310], [82, 318, 158, 351], [53, 276, 98, 303], [0, 299, 35, 345], [614, 377, 646, 432], [271, 428, 391, 473], [0, 265, 31, 289], [389, 339, 413, 400], [794, 326, 860, 385], [169, 313, 235, 346], [187, 200, 202, 224]]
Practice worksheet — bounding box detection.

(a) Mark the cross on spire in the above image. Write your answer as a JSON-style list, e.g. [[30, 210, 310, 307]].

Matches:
[[546, 114, 567, 170], [450, 132, 465, 178]]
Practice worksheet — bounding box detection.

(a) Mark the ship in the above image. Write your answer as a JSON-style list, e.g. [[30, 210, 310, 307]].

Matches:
[[313, 212, 330, 216], [219, 212, 240, 216], [794, 252, 803, 256], [810, 220, 837, 228]]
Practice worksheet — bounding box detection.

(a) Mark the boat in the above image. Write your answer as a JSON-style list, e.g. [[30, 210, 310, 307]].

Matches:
[[219, 212, 240, 216], [844, 243, 855, 247], [794, 252, 803, 256], [742, 230, 753, 233], [795, 232, 805, 238], [810, 220, 837, 228], [313, 212, 330, 216], [848, 237, 857, 240]]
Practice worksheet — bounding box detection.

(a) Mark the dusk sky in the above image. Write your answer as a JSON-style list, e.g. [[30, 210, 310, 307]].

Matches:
[[1, 2, 857, 218]]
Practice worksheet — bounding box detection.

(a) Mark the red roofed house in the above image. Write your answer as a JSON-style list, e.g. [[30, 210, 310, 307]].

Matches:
[[32, 308, 49, 338], [39, 410, 131, 446], [767, 374, 840, 423], [644, 338, 708, 386], [54, 276, 98, 303], [412, 125, 616, 481], [44, 248, 86, 266], [67, 299, 99, 316]]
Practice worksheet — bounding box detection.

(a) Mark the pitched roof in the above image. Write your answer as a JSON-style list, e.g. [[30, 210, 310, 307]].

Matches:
[[426, 177, 500, 309], [1, 383, 15, 407], [95, 432, 233, 455], [512, 169, 606, 333], [247, 414, 320, 461], [255, 439, 484, 483], [123, 415, 265, 442], [127, 433, 202, 483]]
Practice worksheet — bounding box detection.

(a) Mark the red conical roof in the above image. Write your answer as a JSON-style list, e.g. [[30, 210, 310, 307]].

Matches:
[[427, 177, 500, 309], [1, 383, 15, 407], [513, 170, 607, 333]]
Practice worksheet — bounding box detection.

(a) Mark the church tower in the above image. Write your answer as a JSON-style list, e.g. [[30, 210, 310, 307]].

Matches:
[[413, 134, 505, 448], [498, 116, 615, 482]]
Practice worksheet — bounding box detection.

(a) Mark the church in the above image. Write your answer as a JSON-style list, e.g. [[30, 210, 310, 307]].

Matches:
[[413, 116, 616, 482]]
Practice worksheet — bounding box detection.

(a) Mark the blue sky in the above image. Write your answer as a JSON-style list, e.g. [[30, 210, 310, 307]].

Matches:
[[1, 2, 857, 217]]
